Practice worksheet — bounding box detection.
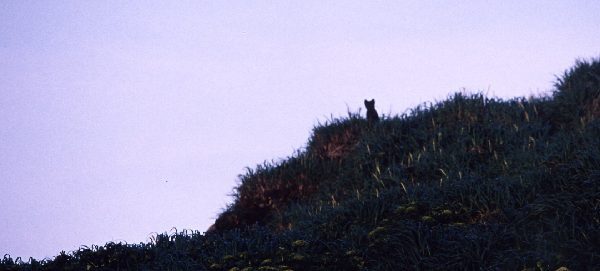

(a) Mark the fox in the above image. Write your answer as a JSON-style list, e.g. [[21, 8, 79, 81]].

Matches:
[[364, 99, 380, 123]]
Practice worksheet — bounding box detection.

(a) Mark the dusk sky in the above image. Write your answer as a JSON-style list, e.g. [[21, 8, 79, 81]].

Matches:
[[1, 1, 599, 260]]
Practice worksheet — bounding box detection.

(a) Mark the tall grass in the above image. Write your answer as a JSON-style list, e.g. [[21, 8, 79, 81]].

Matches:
[[3, 58, 599, 270]]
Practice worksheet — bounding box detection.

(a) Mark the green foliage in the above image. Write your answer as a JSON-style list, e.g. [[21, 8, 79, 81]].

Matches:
[[3, 58, 599, 270], [550, 58, 600, 128]]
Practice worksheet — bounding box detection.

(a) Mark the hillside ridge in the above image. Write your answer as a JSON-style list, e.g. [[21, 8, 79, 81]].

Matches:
[[2, 58, 599, 270]]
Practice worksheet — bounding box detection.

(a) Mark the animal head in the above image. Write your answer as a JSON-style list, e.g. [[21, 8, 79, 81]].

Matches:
[[364, 99, 376, 110]]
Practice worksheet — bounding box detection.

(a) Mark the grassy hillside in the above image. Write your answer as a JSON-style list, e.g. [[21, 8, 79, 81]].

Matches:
[[2, 59, 599, 270]]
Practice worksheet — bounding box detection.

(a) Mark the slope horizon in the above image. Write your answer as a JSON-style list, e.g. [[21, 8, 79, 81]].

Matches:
[[2, 57, 598, 270], [3, 1, 600, 261]]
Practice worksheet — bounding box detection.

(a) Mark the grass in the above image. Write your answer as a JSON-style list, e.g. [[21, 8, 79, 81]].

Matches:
[[2, 58, 599, 270]]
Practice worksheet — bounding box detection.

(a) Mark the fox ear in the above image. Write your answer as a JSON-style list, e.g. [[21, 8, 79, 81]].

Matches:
[[371, 99, 375, 103]]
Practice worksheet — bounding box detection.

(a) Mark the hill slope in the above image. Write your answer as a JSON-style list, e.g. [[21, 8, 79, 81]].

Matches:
[[2, 59, 599, 270]]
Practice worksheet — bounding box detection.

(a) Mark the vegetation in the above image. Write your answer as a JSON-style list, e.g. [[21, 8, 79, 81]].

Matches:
[[2, 59, 599, 270]]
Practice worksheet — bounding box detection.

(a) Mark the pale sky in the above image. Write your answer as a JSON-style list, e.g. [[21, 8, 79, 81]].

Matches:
[[1, 1, 599, 260]]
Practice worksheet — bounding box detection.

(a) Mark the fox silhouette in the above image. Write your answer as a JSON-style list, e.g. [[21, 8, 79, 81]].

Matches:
[[364, 99, 380, 123]]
